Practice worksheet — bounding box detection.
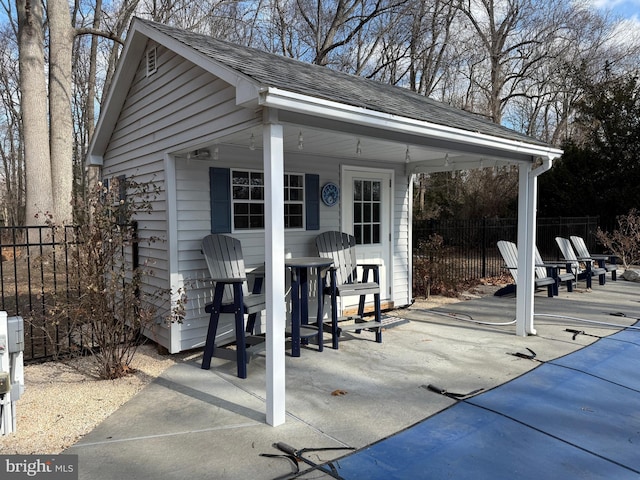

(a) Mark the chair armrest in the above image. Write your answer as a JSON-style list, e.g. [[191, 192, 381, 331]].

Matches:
[[537, 262, 570, 272], [536, 261, 565, 266], [247, 264, 265, 277], [211, 277, 246, 283]]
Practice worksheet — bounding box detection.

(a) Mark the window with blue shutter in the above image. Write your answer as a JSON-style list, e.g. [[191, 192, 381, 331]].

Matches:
[[209, 169, 319, 232]]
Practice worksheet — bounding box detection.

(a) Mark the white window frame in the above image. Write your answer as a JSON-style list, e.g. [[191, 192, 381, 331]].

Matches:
[[231, 169, 305, 232]]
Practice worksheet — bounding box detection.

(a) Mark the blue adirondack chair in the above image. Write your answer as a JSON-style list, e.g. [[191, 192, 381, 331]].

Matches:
[[316, 231, 382, 349]]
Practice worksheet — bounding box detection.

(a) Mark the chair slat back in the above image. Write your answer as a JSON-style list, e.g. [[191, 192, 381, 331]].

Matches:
[[202, 234, 247, 281], [534, 246, 551, 280], [570, 236, 590, 258], [556, 237, 578, 263], [316, 231, 358, 285], [497, 240, 519, 283]]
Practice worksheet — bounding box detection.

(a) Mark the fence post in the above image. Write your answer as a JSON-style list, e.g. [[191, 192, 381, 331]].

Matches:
[[481, 217, 487, 278]]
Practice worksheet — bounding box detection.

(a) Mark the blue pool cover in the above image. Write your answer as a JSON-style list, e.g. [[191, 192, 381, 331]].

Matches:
[[326, 326, 640, 479]]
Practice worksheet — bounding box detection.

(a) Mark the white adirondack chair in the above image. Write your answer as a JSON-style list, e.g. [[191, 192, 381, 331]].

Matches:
[[570, 236, 617, 281], [497, 241, 557, 297], [555, 237, 606, 289]]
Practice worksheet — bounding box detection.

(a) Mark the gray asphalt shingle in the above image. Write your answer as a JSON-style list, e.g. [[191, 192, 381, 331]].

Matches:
[[140, 18, 548, 147]]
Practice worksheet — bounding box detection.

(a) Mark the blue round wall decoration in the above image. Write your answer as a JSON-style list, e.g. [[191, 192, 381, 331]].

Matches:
[[321, 182, 340, 206]]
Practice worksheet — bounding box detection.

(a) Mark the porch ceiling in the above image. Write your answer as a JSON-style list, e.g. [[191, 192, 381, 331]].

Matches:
[[206, 123, 525, 174]]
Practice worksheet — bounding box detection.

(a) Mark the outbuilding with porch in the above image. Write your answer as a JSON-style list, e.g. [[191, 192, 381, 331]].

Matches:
[[87, 18, 562, 425]]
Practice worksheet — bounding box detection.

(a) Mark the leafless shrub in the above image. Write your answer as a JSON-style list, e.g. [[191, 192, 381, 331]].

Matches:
[[596, 209, 640, 270], [36, 177, 183, 379]]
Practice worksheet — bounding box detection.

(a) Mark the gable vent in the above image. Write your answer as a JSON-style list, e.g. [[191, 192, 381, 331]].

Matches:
[[146, 46, 157, 76]]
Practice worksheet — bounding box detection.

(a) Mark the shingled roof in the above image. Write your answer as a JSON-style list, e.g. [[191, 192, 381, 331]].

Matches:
[[139, 19, 548, 148]]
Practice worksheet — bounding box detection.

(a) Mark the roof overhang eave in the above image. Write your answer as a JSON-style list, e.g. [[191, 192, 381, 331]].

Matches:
[[260, 87, 563, 162]]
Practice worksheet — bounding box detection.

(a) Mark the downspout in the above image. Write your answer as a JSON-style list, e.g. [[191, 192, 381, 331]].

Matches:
[[531, 155, 553, 178], [515, 155, 554, 337]]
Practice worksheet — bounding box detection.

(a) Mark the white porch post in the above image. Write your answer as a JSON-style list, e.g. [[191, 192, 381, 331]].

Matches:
[[263, 118, 287, 426], [515, 162, 537, 336]]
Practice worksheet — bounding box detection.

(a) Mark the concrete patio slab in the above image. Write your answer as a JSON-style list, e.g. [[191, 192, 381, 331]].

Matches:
[[65, 279, 640, 479]]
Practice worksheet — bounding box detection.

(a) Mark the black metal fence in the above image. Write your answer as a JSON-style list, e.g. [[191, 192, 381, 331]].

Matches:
[[412, 216, 601, 294], [0, 224, 139, 363], [1, 218, 601, 361], [0, 225, 80, 362]]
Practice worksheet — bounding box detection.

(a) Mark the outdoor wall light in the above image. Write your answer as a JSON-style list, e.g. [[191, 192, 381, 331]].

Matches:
[[187, 149, 210, 160], [298, 131, 304, 150], [444, 153, 450, 167], [249, 133, 256, 151], [213, 145, 219, 161], [356, 138, 362, 156], [405, 146, 411, 162]]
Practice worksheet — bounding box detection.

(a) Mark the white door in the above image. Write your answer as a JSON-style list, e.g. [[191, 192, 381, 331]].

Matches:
[[341, 167, 393, 305]]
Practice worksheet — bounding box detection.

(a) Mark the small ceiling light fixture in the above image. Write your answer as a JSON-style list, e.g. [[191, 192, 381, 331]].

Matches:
[[249, 133, 256, 151], [190, 149, 210, 159], [298, 131, 304, 150], [356, 138, 362, 156], [405, 146, 411, 162]]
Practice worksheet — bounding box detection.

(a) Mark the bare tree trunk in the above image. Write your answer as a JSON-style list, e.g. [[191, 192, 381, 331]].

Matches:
[[49, 0, 75, 223], [87, 0, 102, 144], [17, 0, 53, 225]]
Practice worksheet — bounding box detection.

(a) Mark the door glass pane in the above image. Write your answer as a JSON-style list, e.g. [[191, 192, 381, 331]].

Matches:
[[354, 180, 362, 201], [372, 181, 380, 201], [364, 203, 371, 222], [353, 179, 381, 245], [364, 181, 371, 201], [373, 203, 380, 222], [373, 224, 380, 243]]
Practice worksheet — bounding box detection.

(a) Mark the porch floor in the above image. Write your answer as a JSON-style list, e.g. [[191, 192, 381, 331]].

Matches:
[[66, 279, 640, 479]]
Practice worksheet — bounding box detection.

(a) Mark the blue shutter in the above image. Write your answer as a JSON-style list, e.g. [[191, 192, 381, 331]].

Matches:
[[210, 167, 231, 233], [305, 174, 320, 231]]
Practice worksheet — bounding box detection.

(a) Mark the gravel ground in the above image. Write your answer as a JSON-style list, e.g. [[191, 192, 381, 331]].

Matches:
[[0, 343, 197, 454]]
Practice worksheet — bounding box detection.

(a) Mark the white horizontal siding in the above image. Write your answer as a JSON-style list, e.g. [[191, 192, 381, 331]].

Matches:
[[393, 173, 411, 307], [174, 146, 412, 352], [101, 42, 412, 353], [101, 44, 260, 352]]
